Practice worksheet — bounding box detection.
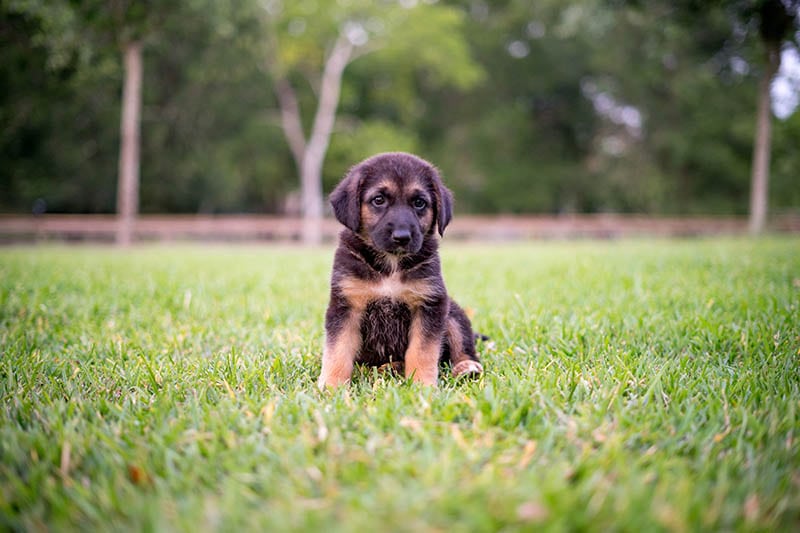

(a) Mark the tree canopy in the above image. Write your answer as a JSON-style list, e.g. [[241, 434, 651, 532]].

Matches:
[[1, 0, 798, 216]]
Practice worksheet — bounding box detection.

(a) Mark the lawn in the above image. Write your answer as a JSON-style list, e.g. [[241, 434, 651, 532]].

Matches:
[[1, 238, 799, 531]]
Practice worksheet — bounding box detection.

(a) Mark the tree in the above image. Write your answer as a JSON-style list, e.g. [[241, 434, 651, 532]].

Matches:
[[2, 1, 297, 217], [6, 0, 176, 244], [615, 0, 799, 227], [749, 0, 798, 234], [257, 0, 482, 243], [98, 1, 159, 245]]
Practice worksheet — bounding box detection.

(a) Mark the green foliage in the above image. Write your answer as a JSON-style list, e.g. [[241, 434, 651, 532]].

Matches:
[[0, 0, 798, 215], [370, 3, 484, 91], [5, 0, 89, 70], [324, 120, 420, 191], [1, 239, 799, 529], [0, 6, 121, 213], [609, 2, 759, 212], [426, 0, 607, 213], [260, 0, 482, 89], [137, 4, 289, 213], [1, 0, 292, 214], [604, 0, 799, 214]]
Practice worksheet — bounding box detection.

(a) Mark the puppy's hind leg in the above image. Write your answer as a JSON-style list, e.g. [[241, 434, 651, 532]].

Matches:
[[445, 301, 483, 378]]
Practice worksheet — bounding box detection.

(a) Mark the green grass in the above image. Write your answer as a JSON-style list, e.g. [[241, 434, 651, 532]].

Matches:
[[1, 239, 799, 531]]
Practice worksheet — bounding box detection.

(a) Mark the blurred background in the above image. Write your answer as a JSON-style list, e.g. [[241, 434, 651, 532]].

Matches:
[[1, 0, 798, 242]]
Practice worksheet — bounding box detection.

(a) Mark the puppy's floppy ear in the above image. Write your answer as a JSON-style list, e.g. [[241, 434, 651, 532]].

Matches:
[[330, 167, 362, 232], [432, 170, 454, 236]]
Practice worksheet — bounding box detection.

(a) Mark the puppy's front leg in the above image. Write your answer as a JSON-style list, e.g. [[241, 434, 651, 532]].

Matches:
[[319, 302, 362, 389], [404, 300, 447, 386]]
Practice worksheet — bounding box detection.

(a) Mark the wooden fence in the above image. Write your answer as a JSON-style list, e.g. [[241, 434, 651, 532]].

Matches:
[[1, 214, 798, 243]]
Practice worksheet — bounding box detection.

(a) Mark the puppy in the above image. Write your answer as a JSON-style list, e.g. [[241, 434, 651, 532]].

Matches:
[[319, 152, 484, 388]]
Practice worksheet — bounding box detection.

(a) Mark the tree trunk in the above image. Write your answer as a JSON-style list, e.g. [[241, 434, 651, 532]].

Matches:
[[301, 37, 353, 245], [274, 77, 307, 167], [116, 41, 143, 246], [748, 45, 780, 236], [271, 36, 354, 244]]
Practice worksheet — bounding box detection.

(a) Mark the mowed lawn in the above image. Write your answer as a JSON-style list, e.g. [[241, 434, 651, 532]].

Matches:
[[1, 239, 799, 531]]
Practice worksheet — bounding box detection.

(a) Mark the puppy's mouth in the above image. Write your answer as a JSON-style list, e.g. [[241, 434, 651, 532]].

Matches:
[[386, 244, 415, 255], [378, 242, 418, 256], [370, 232, 422, 256]]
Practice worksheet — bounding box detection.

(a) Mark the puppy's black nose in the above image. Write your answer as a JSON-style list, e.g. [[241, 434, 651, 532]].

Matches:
[[391, 229, 412, 245]]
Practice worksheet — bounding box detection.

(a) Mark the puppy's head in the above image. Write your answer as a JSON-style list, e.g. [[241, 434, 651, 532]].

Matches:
[[330, 152, 453, 255]]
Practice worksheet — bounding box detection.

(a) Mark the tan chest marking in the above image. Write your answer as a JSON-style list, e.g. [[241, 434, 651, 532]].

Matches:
[[338, 273, 433, 310]]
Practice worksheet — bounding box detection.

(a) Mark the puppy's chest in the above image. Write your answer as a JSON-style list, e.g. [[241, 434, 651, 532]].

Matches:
[[357, 298, 411, 366], [337, 273, 426, 366], [338, 273, 431, 309]]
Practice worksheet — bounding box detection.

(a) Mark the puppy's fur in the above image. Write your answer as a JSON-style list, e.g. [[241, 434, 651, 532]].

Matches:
[[319, 152, 483, 388]]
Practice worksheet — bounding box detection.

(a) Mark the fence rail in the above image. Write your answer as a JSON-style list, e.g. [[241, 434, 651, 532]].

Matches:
[[1, 214, 798, 243]]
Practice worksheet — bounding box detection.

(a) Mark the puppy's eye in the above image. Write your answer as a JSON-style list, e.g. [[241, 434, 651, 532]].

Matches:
[[412, 198, 427, 210], [371, 195, 386, 207]]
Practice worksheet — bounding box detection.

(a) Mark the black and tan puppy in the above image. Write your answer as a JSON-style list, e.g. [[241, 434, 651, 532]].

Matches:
[[319, 152, 484, 388]]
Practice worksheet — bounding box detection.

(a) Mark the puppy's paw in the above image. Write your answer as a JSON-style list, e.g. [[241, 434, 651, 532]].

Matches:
[[452, 360, 483, 378], [377, 361, 404, 375], [318, 374, 348, 391]]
